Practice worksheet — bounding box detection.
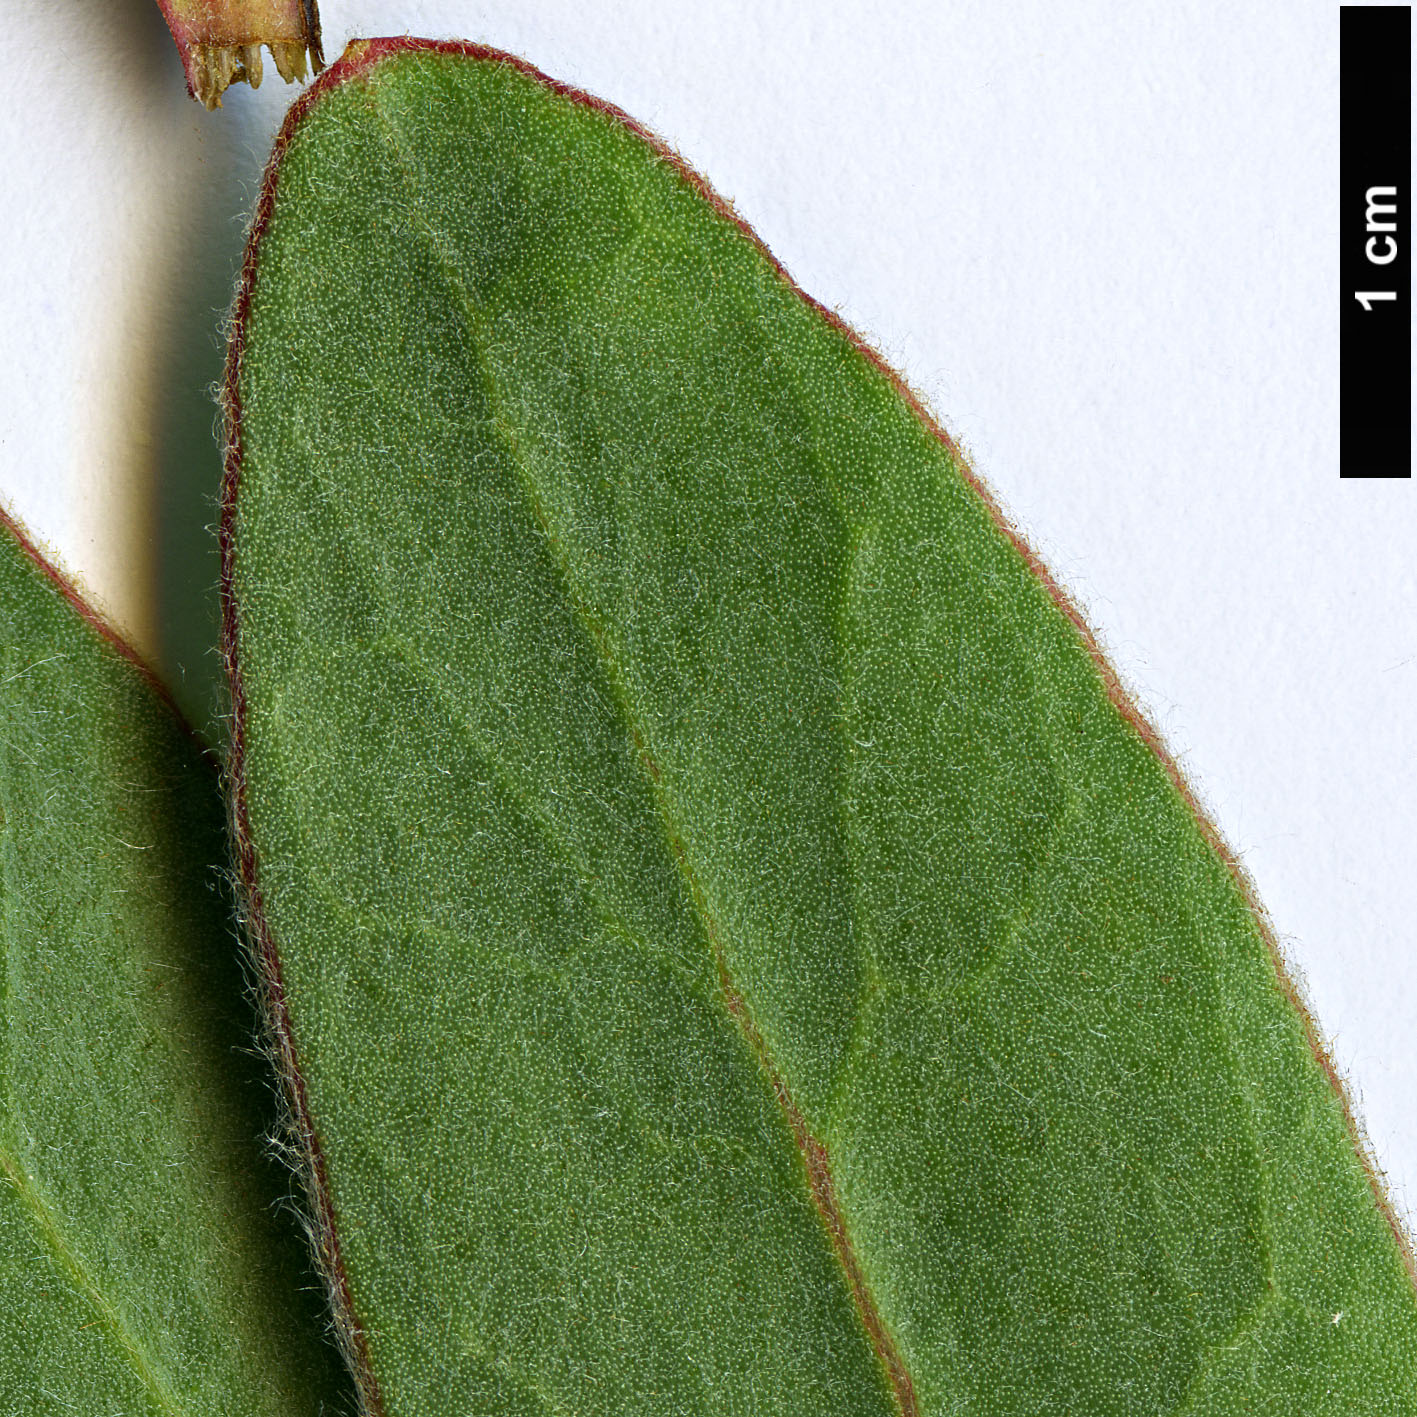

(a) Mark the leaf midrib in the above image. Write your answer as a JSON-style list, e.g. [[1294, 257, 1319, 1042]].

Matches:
[[340, 74, 920, 1416]]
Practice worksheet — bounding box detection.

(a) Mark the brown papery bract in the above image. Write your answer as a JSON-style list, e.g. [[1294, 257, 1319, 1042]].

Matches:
[[153, 0, 323, 108]]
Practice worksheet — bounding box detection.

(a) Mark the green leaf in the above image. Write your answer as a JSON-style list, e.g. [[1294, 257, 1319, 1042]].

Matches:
[[0, 517, 352, 1414], [224, 39, 1417, 1416]]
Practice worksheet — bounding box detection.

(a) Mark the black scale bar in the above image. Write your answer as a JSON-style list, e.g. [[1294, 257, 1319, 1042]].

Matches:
[[1340, 5, 1411, 476]]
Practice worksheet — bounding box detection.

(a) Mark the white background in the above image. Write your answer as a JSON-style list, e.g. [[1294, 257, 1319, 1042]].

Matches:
[[2, 2, 1413, 1231]]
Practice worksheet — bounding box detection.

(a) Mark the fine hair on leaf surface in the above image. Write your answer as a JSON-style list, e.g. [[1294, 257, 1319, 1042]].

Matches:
[[0, 506, 354, 1415], [1, 22, 1411, 1417], [215, 35, 1417, 1417]]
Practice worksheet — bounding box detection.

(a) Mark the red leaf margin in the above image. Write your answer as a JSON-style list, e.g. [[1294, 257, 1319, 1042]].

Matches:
[[219, 37, 1417, 1417]]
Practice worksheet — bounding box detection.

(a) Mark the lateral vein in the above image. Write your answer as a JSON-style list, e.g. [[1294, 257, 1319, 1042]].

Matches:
[[0, 1145, 185, 1417], [365, 87, 921, 1417]]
